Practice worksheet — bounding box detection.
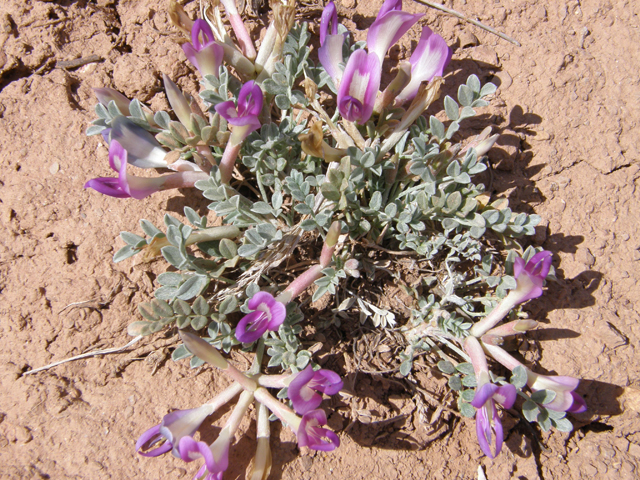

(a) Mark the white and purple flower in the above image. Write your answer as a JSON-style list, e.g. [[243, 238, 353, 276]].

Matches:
[[288, 364, 343, 415], [395, 26, 451, 103], [136, 404, 214, 458], [84, 140, 205, 199], [235, 291, 287, 344], [528, 373, 587, 413], [318, 1, 347, 87], [337, 49, 381, 124], [366, 0, 423, 64], [182, 19, 225, 78]]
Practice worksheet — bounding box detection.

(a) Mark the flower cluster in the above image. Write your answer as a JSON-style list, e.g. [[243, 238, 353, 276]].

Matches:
[[320, 0, 451, 124], [78, 0, 588, 473], [462, 251, 586, 458]]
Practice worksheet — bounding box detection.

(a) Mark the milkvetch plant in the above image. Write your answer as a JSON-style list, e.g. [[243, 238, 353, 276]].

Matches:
[[79, 0, 587, 473]]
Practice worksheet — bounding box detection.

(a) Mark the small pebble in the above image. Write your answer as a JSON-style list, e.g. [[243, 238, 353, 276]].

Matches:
[[49, 162, 59, 174]]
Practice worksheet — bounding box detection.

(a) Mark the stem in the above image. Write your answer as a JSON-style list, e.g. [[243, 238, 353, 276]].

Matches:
[[254, 387, 301, 432], [219, 142, 242, 184], [162, 171, 210, 189], [468, 294, 517, 337], [248, 338, 266, 376]]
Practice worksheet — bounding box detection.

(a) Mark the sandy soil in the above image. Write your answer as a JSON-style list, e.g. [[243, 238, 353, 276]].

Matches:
[[1, 0, 639, 479]]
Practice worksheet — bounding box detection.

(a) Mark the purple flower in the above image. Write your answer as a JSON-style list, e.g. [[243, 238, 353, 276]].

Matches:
[[93, 87, 131, 116], [215, 80, 263, 132], [136, 404, 214, 458], [288, 365, 343, 415], [366, 0, 422, 64], [178, 436, 228, 475], [337, 49, 381, 124], [512, 250, 553, 303], [471, 382, 517, 458], [469, 250, 553, 337], [235, 291, 286, 343], [297, 409, 340, 451], [182, 19, 225, 78], [85, 140, 165, 199], [318, 1, 347, 86], [529, 374, 587, 413], [214, 80, 264, 183], [84, 140, 205, 199], [395, 26, 451, 103]]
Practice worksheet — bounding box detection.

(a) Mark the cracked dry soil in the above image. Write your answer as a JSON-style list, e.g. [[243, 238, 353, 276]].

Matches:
[[1, 0, 639, 479]]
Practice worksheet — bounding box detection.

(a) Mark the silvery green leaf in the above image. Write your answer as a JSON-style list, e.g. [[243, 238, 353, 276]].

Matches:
[[172, 344, 192, 361], [369, 191, 382, 211], [455, 362, 475, 375], [458, 84, 474, 107], [312, 285, 329, 302], [459, 106, 476, 120], [361, 151, 375, 168], [315, 213, 330, 226], [272, 190, 283, 209], [86, 124, 107, 136], [449, 376, 463, 391], [546, 409, 566, 420], [429, 116, 445, 141], [140, 219, 161, 237], [95, 103, 110, 119], [321, 183, 341, 201], [275, 94, 291, 110], [500, 275, 517, 290], [385, 203, 397, 218], [480, 82, 497, 97], [444, 95, 459, 121], [190, 356, 205, 368], [154, 111, 171, 129], [164, 214, 182, 228], [155, 285, 178, 301], [462, 373, 477, 387], [459, 401, 476, 418], [257, 222, 277, 240], [107, 100, 123, 117], [238, 244, 262, 257], [268, 353, 283, 368], [399, 361, 412, 377], [172, 299, 191, 316], [522, 400, 540, 422], [192, 296, 210, 316], [166, 225, 183, 248], [151, 300, 175, 320], [531, 389, 556, 405], [263, 78, 288, 95], [471, 99, 489, 108], [538, 409, 552, 431], [138, 303, 160, 322], [467, 74, 481, 93], [552, 417, 574, 432], [176, 275, 209, 300], [461, 389, 476, 402], [218, 238, 237, 259], [219, 295, 238, 315], [113, 245, 137, 263], [294, 203, 313, 215], [157, 272, 184, 286], [246, 282, 260, 298], [245, 229, 265, 246], [437, 360, 456, 375], [510, 365, 528, 389], [446, 121, 460, 140], [184, 207, 201, 227], [129, 99, 145, 119], [251, 202, 273, 215]]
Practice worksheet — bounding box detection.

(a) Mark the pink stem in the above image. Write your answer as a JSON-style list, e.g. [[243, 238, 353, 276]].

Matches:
[[219, 142, 242, 184]]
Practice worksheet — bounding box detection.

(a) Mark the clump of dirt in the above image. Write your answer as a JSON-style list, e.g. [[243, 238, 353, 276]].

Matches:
[[1, 1, 639, 479]]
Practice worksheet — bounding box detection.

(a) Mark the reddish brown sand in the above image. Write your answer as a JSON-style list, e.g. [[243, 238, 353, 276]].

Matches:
[[1, 1, 639, 479]]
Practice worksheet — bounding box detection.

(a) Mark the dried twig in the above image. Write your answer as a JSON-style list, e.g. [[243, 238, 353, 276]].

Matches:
[[22, 335, 144, 376], [413, 0, 521, 47]]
